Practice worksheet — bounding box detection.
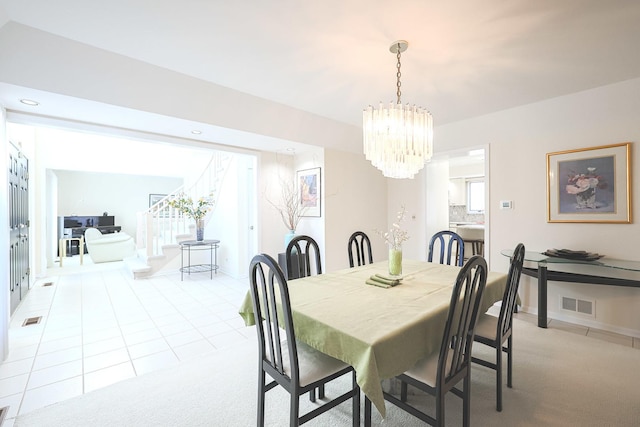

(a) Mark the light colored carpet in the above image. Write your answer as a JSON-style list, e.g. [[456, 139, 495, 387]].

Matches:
[[15, 319, 640, 426]]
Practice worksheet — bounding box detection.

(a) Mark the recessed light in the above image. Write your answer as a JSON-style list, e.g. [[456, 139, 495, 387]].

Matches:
[[191, 130, 202, 135], [285, 147, 295, 152], [20, 99, 39, 106]]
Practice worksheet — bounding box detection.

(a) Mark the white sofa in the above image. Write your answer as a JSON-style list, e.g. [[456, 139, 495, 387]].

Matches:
[[84, 227, 136, 263]]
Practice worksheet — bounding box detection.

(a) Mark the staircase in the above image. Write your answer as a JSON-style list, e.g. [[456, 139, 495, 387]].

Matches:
[[127, 152, 231, 278]]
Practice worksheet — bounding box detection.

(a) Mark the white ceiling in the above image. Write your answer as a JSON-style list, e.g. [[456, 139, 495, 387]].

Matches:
[[2, 0, 640, 152]]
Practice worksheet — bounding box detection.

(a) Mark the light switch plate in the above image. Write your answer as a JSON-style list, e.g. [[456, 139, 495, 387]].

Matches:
[[500, 200, 513, 209]]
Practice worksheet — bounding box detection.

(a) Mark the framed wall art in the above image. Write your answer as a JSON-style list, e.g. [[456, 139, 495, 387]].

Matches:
[[297, 167, 321, 217], [149, 193, 167, 208], [547, 142, 631, 223]]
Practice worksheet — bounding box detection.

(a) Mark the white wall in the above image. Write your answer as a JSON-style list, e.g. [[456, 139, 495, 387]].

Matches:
[[55, 170, 182, 238], [426, 159, 451, 253], [257, 151, 296, 260], [206, 154, 258, 279], [388, 170, 428, 262], [45, 170, 57, 269], [324, 149, 388, 271], [434, 77, 640, 336]]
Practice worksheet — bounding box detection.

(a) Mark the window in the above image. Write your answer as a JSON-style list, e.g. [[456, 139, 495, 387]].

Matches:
[[467, 180, 485, 213]]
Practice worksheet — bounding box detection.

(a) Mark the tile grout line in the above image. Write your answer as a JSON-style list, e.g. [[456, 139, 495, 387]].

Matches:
[[12, 275, 60, 420], [100, 269, 140, 379]]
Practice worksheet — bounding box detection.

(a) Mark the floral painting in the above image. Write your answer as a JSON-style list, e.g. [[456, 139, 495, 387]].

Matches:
[[547, 143, 631, 223], [559, 156, 614, 213]]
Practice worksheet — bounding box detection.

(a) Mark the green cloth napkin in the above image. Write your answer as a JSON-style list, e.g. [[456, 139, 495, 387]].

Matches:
[[365, 274, 401, 288], [373, 274, 402, 284], [365, 279, 393, 288]]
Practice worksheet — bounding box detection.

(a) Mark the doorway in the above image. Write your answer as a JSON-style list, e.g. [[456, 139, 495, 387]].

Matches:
[[425, 146, 488, 262], [7, 122, 257, 279]]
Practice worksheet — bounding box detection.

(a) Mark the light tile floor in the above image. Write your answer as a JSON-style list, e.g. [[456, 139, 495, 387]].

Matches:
[[0, 256, 252, 426], [1, 257, 638, 426]]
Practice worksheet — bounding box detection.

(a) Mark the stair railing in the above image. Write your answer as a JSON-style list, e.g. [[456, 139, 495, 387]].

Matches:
[[137, 152, 230, 257]]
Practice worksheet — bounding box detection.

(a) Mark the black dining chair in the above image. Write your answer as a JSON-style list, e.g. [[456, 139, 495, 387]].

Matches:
[[284, 235, 325, 401], [347, 231, 373, 268], [428, 230, 465, 267], [365, 255, 488, 427], [285, 235, 322, 280], [248, 254, 360, 427], [471, 243, 526, 411]]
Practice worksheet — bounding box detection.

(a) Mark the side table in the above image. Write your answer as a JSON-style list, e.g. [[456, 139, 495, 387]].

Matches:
[[59, 236, 84, 267], [179, 239, 220, 280]]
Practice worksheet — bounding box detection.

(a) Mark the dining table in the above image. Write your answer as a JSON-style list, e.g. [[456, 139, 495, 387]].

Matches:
[[238, 259, 508, 418]]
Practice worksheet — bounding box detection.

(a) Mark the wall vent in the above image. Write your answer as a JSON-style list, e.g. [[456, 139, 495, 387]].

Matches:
[[560, 296, 595, 317], [22, 316, 42, 327], [0, 406, 8, 425]]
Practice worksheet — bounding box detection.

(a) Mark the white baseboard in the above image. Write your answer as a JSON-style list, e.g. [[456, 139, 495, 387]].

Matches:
[[520, 305, 640, 339]]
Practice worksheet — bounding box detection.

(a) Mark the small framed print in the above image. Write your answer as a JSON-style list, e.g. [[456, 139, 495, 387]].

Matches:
[[149, 193, 167, 208], [297, 167, 321, 217]]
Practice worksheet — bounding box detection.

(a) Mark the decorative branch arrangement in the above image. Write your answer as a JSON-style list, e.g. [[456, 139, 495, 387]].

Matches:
[[267, 178, 307, 231]]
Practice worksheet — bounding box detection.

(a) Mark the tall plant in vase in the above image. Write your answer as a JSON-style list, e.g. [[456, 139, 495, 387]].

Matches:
[[377, 205, 409, 276], [168, 192, 215, 241], [267, 178, 307, 249]]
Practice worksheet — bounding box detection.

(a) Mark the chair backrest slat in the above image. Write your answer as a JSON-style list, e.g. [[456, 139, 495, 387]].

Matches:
[[498, 243, 526, 337], [348, 231, 373, 268], [428, 230, 465, 267], [256, 265, 278, 371], [438, 255, 487, 385]]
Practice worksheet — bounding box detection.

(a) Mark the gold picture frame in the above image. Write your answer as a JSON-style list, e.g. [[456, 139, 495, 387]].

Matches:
[[297, 167, 321, 217], [547, 142, 631, 223]]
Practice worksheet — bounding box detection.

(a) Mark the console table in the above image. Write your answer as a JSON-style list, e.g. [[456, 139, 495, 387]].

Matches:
[[501, 249, 640, 328], [180, 240, 220, 280]]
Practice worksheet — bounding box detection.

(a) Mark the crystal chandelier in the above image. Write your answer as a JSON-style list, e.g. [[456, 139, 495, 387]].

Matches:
[[363, 40, 433, 179]]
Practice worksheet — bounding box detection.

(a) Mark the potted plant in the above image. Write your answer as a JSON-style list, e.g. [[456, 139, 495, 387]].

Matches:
[[168, 192, 215, 241]]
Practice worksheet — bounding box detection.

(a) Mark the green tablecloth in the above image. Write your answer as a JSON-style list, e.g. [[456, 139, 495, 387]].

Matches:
[[238, 260, 507, 417]]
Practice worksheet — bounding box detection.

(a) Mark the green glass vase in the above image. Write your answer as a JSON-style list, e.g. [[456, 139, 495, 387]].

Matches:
[[388, 247, 403, 276]]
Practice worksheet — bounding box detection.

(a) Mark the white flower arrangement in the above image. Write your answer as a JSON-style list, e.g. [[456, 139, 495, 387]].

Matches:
[[168, 192, 215, 221], [377, 205, 409, 250]]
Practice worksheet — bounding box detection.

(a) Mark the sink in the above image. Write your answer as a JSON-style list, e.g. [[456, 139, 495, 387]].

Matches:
[[455, 224, 484, 240]]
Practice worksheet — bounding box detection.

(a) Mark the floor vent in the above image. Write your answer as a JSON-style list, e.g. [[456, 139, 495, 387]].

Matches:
[[42, 281, 54, 287], [0, 406, 8, 424], [561, 296, 595, 316], [22, 316, 42, 327]]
